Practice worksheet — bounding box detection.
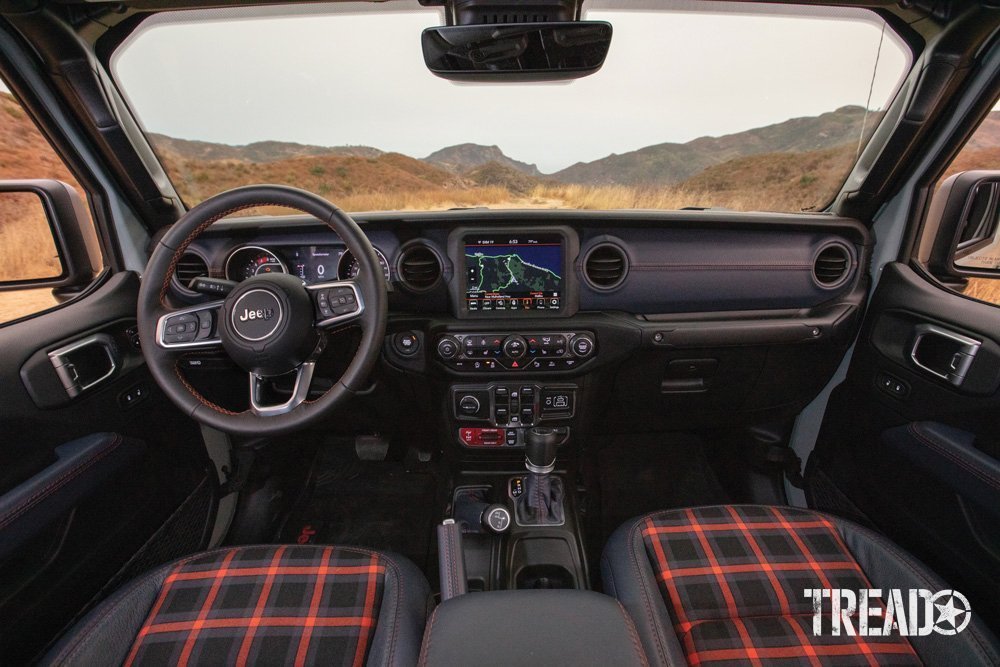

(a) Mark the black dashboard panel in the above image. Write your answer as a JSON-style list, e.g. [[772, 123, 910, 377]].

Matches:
[[187, 209, 869, 319]]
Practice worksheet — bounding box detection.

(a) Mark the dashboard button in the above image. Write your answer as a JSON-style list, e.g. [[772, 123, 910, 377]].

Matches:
[[437, 336, 460, 359], [394, 332, 420, 356], [541, 390, 574, 414], [503, 335, 527, 359], [571, 334, 595, 358]]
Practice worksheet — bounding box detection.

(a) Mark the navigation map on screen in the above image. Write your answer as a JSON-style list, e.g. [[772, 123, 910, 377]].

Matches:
[[464, 234, 563, 312]]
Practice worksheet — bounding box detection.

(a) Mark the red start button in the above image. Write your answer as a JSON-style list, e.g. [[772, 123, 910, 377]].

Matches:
[[459, 428, 504, 447]]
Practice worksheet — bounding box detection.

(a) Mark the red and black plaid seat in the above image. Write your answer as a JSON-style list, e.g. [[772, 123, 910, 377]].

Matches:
[[45, 545, 431, 667], [602, 505, 1000, 666]]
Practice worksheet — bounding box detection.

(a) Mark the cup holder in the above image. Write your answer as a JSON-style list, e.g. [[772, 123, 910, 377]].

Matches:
[[515, 563, 576, 589]]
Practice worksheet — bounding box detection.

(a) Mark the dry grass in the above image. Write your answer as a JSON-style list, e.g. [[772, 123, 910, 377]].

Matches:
[[961, 278, 1000, 306], [0, 288, 57, 324], [0, 192, 61, 282], [527, 183, 786, 212]]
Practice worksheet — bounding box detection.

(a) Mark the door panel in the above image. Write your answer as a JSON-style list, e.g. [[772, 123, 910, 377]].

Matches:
[[0, 272, 216, 663], [808, 262, 1000, 630]]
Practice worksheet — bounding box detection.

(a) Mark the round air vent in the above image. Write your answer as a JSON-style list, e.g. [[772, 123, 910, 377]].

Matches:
[[583, 243, 628, 290], [174, 252, 208, 290], [812, 243, 852, 288], [397, 243, 442, 291]]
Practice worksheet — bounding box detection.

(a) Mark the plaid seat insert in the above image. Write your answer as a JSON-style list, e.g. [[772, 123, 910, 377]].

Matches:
[[640, 505, 921, 666], [124, 545, 385, 667]]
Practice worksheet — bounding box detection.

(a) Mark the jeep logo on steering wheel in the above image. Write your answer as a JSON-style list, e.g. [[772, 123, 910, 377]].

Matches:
[[238, 307, 274, 322], [231, 289, 283, 342]]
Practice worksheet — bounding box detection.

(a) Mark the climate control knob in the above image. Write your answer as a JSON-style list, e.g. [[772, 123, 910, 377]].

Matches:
[[458, 395, 481, 415], [502, 335, 527, 359], [570, 334, 596, 358], [437, 335, 460, 360]]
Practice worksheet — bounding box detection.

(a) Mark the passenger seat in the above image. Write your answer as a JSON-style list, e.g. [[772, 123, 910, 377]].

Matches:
[[602, 505, 1000, 666]]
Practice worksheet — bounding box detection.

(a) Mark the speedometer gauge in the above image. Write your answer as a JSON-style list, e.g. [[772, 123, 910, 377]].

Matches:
[[337, 247, 391, 282], [225, 246, 287, 282]]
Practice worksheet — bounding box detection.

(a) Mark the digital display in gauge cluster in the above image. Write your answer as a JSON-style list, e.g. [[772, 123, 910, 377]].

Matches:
[[284, 245, 343, 284]]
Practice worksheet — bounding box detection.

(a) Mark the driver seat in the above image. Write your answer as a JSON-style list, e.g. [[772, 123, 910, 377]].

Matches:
[[43, 545, 431, 666]]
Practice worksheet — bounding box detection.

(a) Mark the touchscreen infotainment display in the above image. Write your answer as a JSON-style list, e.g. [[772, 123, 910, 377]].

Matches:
[[464, 233, 563, 312]]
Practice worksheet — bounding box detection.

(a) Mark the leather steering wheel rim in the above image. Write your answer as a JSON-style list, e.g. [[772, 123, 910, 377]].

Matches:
[[137, 185, 387, 437]]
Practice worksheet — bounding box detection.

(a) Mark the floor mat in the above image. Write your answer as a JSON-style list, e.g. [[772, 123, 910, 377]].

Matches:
[[597, 433, 730, 540], [278, 446, 438, 575]]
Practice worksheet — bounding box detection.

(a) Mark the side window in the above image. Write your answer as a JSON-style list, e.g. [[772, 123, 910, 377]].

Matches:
[[0, 79, 103, 325], [929, 99, 1000, 306]]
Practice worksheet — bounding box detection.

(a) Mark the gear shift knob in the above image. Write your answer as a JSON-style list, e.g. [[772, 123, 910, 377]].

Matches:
[[525, 427, 560, 472]]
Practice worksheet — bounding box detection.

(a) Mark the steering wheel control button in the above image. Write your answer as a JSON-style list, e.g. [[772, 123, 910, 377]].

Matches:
[[483, 505, 512, 534], [231, 289, 283, 342]]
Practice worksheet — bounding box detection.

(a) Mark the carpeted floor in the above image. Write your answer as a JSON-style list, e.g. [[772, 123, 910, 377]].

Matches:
[[278, 445, 439, 576], [596, 432, 730, 541]]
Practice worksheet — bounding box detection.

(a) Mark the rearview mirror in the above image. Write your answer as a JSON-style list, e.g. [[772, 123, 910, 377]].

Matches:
[[422, 21, 612, 81]]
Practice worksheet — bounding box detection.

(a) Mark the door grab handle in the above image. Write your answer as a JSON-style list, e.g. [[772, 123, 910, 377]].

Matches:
[[48, 333, 119, 398], [909, 324, 980, 386]]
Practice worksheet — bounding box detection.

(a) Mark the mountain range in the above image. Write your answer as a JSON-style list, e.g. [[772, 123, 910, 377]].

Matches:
[[147, 105, 890, 188]]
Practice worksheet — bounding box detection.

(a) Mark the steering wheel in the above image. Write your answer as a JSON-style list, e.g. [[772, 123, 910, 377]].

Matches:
[[137, 185, 387, 436]]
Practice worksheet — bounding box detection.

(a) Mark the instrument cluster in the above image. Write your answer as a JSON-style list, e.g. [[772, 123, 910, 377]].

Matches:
[[223, 244, 390, 285]]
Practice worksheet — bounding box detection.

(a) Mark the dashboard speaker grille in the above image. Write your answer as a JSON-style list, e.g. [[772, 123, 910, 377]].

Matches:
[[398, 244, 442, 291], [175, 253, 208, 289], [584, 243, 628, 289], [813, 244, 851, 286]]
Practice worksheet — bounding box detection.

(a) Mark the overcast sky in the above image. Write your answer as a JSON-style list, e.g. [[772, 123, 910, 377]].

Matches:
[[112, 2, 911, 174]]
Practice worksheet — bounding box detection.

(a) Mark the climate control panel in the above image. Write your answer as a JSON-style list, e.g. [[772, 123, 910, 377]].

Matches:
[[437, 332, 595, 372]]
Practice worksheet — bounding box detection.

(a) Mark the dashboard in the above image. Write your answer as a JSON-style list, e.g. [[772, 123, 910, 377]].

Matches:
[[169, 209, 872, 435]]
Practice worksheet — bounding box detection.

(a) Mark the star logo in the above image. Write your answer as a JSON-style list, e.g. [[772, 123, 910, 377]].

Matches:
[[931, 590, 972, 635]]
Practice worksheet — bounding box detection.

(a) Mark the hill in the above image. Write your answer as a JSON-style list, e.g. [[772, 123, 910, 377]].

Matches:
[[424, 143, 541, 176], [0, 92, 80, 187], [148, 133, 382, 163], [552, 106, 877, 186], [464, 161, 542, 195], [158, 149, 471, 207], [677, 143, 858, 211]]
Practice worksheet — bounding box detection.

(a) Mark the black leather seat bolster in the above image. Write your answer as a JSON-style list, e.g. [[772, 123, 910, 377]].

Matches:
[[417, 590, 649, 667], [42, 547, 432, 667], [838, 518, 1000, 666], [602, 518, 689, 667], [42, 555, 174, 665], [367, 550, 434, 667]]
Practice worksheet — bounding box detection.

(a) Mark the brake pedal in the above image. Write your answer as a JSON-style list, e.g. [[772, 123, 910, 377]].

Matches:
[[355, 434, 389, 461]]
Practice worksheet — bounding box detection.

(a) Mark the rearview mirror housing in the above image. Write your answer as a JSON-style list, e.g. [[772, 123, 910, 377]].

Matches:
[[422, 21, 612, 82]]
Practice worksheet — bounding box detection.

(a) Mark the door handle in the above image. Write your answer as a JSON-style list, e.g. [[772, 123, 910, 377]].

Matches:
[[48, 333, 119, 398], [909, 324, 981, 386]]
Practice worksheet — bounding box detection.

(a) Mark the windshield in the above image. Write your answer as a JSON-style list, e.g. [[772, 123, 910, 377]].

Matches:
[[112, 2, 910, 214]]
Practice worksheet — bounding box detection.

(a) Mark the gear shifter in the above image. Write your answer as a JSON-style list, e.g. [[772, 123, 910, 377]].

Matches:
[[515, 427, 565, 525]]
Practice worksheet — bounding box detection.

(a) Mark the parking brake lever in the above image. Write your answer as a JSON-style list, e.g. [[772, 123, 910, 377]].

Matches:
[[437, 519, 467, 601]]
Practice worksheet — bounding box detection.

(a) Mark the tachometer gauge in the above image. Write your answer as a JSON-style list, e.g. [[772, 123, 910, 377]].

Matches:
[[337, 247, 391, 282], [225, 246, 287, 282]]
